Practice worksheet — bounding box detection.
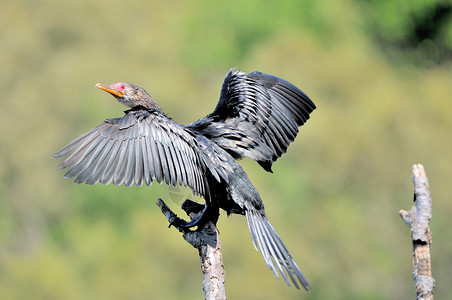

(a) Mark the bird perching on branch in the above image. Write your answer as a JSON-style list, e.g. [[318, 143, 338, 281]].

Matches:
[[54, 68, 316, 290]]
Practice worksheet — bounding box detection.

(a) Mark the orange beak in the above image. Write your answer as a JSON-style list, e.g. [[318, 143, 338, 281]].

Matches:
[[95, 83, 125, 98]]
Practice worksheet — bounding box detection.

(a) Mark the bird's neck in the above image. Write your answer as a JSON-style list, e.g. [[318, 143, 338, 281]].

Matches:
[[143, 97, 161, 111], [128, 96, 161, 111]]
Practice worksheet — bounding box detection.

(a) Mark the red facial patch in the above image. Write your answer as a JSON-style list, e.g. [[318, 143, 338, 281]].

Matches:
[[111, 82, 125, 91]]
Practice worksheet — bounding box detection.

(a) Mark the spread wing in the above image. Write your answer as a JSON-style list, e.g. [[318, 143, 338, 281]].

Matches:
[[190, 69, 316, 172], [54, 109, 230, 197]]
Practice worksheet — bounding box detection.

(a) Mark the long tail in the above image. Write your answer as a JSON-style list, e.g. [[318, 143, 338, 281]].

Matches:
[[246, 209, 310, 291]]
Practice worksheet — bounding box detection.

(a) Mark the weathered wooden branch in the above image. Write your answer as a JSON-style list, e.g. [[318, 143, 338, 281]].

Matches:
[[399, 164, 435, 300], [156, 198, 226, 300]]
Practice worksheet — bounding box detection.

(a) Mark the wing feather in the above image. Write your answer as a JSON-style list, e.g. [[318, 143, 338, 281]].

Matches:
[[112, 139, 129, 186], [55, 109, 231, 197], [149, 136, 163, 184], [54, 126, 101, 159], [189, 69, 315, 172], [73, 138, 110, 184], [99, 139, 122, 185], [86, 139, 115, 185], [140, 137, 152, 186], [134, 138, 144, 187], [124, 137, 136, 187]]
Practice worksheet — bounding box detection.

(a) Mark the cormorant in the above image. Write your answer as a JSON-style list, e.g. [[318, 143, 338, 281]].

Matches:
[[54, 68, 316, 290]]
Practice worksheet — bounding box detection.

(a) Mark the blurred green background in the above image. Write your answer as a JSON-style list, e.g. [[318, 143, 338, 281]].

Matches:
[[1, 0, 451, 299]]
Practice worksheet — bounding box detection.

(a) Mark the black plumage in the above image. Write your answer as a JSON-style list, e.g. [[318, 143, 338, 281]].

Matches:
[[54, 68, 316, 290]]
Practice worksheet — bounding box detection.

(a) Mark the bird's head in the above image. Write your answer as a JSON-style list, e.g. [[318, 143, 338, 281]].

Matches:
[[95, 82, 160, 110]]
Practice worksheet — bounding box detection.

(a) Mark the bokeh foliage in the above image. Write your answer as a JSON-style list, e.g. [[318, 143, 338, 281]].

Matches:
[[1, 0, 451, 299]]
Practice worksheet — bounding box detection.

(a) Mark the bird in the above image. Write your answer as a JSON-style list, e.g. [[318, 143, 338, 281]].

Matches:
[[54, 68, 316, 290]]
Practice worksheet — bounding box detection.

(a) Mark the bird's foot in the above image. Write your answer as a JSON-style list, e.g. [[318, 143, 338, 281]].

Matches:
[[178, 199, 219, 230], [156, 198, 192, 233], [165, 200, 206, 230], [157, 198, 219, 231], [168, 216, 191, 232], [181, 199, 206, 215], [176, 213, 205, 229]]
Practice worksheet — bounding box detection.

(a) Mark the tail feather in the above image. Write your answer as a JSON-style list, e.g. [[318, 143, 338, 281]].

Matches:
[[258, 216, 298, 286], [246, 209, 311, 291], [253, 214, 287, 281]]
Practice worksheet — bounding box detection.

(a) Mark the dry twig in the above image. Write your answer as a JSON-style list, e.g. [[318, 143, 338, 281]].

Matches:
[[399, 164, 435, 300], [156, 199, 226, 300]]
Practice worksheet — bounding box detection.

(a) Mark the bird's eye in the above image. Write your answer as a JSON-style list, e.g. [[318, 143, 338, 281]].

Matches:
[[120, 84, 125, 90]]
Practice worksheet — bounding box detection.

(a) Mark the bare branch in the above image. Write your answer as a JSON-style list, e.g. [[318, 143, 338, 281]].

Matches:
[[156, 199, 226, 300], [399, 163, 435, 300]]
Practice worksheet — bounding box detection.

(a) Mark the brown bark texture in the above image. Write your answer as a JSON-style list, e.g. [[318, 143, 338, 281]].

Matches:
[[156, 198, 226, 300], [399, 164, 435, 300]]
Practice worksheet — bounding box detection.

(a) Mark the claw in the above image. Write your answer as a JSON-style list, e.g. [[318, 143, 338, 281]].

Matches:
[[182, 203, 220, 229], [161, 198, 219, 231], [169, 216, 188, 228], [180, 213, 205, 228]]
